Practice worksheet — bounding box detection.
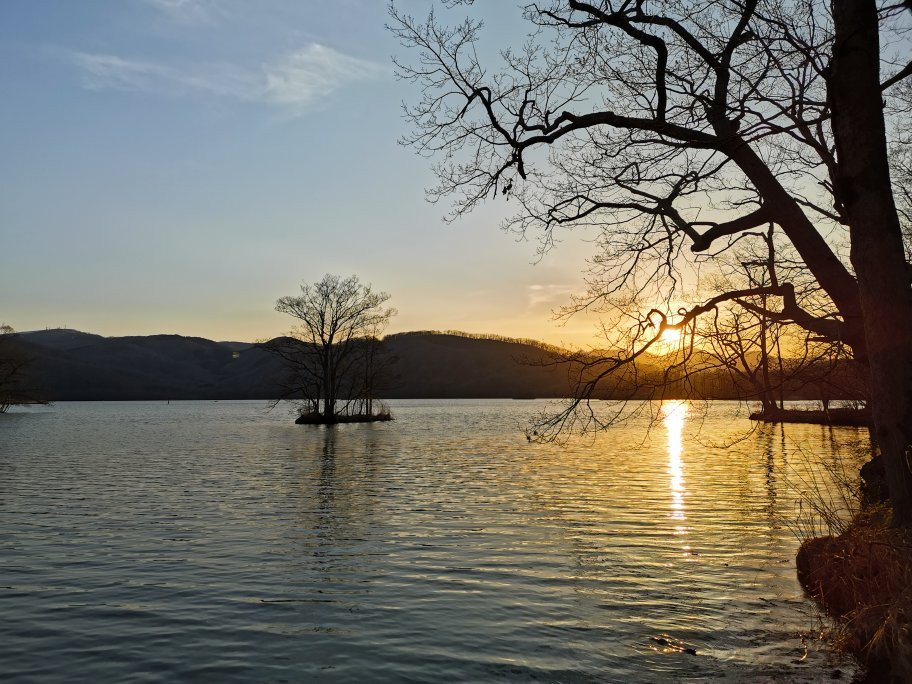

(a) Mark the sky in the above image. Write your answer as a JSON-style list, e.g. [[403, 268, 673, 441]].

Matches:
[[0, 0, 600, 346]]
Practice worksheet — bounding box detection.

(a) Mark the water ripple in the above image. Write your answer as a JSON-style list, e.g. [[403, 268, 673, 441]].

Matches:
[[0, 399, 863, 681]]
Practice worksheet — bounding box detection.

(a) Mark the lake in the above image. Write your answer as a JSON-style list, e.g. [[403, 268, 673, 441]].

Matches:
[[0, 400, 865, 681]]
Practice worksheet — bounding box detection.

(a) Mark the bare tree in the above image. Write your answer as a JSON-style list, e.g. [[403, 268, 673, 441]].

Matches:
[[828, 0, 912, 523], [693, 223, 860, 413], [391, 1, 912, 521], [269, 274, 396, 423], [358, 320, 398, 417], [0, 324, 39, 413]]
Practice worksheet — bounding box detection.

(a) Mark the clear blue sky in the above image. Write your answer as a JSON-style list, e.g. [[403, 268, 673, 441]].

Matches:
[[1, 0, 597, 345]]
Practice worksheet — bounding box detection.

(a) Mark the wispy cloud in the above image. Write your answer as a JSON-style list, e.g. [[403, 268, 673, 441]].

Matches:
[[71, 44, 385, 113], [73, 53, 255, 98], [141, 0, 217, 24], [263, 45, 385, 106], [527, 284, 574, 312]]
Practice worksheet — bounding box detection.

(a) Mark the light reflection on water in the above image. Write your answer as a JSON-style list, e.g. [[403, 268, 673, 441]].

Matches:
[[664, 400, 688, 542], [0, 399, 865, 682]]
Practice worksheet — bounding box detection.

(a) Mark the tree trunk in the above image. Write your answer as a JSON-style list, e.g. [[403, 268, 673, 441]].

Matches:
[[759, 293, 776, 410], [830, 0, 912, 525], [724, 141, 867, 354], [322, 355, 335, 421], [365, 344, 374, 416]]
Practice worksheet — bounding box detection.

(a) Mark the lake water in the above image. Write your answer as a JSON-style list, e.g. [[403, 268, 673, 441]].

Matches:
[[1, 400, 866, 682]]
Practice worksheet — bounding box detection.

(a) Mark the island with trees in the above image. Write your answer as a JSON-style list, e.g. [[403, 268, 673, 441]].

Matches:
[[265, 274, 396, 425]]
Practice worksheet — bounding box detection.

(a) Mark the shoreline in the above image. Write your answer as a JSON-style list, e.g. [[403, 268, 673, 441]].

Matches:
[[749, 407, 871, 427]]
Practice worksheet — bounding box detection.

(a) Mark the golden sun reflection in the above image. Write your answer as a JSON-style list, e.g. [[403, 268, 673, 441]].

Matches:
[[662, 400, 689, 544]]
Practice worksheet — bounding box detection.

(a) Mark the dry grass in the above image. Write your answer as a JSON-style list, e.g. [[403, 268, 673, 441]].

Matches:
[[785, 441, 866, 541], [797, 505, 912, 681], [778, 438, 912, 679]]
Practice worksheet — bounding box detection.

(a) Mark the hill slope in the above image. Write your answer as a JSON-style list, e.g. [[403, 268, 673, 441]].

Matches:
[[15, 330, 573, 400], [384, 332, 569, 398]]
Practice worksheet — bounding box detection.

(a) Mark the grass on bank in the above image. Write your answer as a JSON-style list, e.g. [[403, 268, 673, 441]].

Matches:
[[793, 453, 912, 682]]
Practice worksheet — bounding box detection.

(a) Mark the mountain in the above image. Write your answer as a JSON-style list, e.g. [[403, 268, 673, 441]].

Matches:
[[15, 330, 281, 400], [383, 332, 569, 398], [12, 328, 863, 402], [14, 329, 574, 401]]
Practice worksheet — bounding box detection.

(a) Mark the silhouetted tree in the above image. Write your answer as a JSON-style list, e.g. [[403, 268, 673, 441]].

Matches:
[[270, 274, 396, 422], [392, 1, 912, 521], [692, 224, 858, 412], [358, 320, 398, 416], [827, 0, 912, 524], [0, 324, 37, 413]]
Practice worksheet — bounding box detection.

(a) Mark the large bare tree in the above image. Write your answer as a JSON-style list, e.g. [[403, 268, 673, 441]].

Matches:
[[392, 0, 912, 521], [270, 274, 396, 422], [0, 324, 38, 413]]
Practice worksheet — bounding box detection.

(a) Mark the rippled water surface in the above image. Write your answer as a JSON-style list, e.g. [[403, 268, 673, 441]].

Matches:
[[1, 400, 866, 681]]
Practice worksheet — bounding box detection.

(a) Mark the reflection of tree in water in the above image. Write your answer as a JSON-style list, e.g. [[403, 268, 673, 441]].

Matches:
[[279, 425, 391, 580], [758, 425, 779, 521], [768, 422, 875, 545], [316, 427, 338, 532], [747, 421, 867, 536]]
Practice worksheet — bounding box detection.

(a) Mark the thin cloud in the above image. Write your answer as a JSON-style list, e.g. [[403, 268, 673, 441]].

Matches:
[[71, 44, 385, 113], [527, 284, 575, 311], [73, 53, 160, 92], [140, 0, 217, 23], [263, 44, 385, 107]]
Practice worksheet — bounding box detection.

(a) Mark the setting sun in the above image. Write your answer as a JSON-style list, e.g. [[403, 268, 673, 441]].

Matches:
[[660, 327, 682, 345]]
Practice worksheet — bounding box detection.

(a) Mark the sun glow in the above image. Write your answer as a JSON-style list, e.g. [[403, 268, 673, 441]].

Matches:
[[659, 327, 681, 345]]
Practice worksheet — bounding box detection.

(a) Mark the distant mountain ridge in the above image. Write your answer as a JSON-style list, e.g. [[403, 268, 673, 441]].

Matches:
[[13, 328, 860, 402], [14, 329, 575, 401]]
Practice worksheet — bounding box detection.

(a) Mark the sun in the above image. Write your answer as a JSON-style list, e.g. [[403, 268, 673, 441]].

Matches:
[[660, 327, 682, 345]]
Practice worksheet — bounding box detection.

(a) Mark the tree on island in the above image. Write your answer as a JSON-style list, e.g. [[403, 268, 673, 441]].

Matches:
[[391, 2, 912, 521], [0, 324, 41, 413], [657, 224, 862, 415], [268, 274, 397, 424]]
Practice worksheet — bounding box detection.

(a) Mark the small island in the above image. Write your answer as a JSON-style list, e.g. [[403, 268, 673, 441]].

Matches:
[[749, 404, 871, 427], [295, 409, 392, 425], [265, 274, 397, 425]]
